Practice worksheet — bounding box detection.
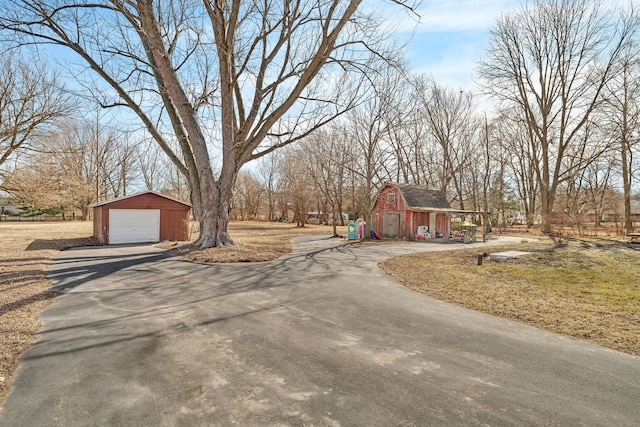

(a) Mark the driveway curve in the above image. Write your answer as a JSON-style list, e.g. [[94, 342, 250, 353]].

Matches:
[[1, 236, 639, 426]]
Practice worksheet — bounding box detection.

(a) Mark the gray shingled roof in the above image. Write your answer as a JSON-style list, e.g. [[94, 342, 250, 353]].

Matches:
[[393, 183, 451, 210]]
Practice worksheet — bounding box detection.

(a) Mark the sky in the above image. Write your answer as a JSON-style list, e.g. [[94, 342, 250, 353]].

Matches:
[[384, 0, 521, 90]]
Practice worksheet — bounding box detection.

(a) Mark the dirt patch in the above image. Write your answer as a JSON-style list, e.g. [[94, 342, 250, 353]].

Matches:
[[380, 237, 640, 355], [0, 221, 95, 407]]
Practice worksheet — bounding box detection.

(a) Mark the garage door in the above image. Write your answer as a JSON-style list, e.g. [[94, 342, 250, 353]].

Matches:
[[108, 209, 160, 244]]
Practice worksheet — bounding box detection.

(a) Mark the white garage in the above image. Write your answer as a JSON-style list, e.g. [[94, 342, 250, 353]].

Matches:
[[108, 209, 160, 244]]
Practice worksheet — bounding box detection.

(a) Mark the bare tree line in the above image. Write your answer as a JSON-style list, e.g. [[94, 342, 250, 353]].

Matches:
[[1, 0, 639, 237], [1, 116, 189, 219], [1, 0, 426, 247]]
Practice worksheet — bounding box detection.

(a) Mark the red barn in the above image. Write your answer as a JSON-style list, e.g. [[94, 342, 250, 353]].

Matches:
[[371, 183, 452, 240], [93, 191, 191, 244]]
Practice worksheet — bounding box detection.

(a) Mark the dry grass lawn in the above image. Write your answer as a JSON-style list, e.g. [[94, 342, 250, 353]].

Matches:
[[0, 221, 95, 404], [380, 237, 640, 355], [168, 221, 348, 262]]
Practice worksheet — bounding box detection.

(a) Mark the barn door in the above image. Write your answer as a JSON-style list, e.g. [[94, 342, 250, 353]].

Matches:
[[382, 213, 400, 238]]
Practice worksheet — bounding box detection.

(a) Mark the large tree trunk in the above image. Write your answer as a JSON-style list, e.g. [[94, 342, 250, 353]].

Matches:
[[526, 173, 537, 228], [81, 205, 90, 221], [540, 189, 555, 235], [197, 181, 235, 247], [137, 2, 225, 248]]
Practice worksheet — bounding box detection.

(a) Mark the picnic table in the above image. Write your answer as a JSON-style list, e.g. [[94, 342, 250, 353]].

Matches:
[[628, 233, 640, 243]]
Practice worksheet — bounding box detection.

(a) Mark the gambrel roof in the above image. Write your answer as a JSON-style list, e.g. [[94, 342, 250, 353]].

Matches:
[[392, 183, 451, 210]]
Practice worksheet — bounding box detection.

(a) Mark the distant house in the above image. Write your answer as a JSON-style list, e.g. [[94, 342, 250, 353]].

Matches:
[[371, 183, 452, 240], [0, 198, 21, 216]]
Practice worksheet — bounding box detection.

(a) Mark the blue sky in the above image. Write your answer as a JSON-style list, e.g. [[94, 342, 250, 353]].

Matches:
[[390, 1, 627, 91], [383, 0, 521, 90]]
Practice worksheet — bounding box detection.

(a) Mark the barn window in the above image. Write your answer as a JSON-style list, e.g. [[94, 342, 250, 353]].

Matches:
[[387, 193, 396, 204]]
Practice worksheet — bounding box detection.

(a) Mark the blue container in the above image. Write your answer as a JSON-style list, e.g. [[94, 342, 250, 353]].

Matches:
[[347, 223, 357, 240]]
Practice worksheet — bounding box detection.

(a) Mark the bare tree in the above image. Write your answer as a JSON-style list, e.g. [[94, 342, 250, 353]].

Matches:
[[415, 77, 477, 208], [0, 0, 416, 247], [161, 158, 190, 202], [303, 127, 349, 237], [602, 47, 640, 235], [0, 56, 72, 169], [138, 138, 167, 193], [478, 0, 640, 234], [496, 111, 540, 226], [3, 117, 140, 217], [582, 152, 616, 229], [278, 148, 316, 227], [232, 171, 264, 221], [49, 119, 100, 220], [472, 114, 498, 233], [98, 136, 138, 198], [344, 95, 394, 238], [258, 152, 281, 222], [342, 66, 416, 237], [389, 82, 431, 186], [2, 156, 70, 215]]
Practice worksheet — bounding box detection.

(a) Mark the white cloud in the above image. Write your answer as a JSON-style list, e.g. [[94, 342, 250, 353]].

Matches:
[[369, 0, 520, 34], [412, 41, 481, 89], [415, 0, 519, 32], [376, 0, 635, 95]]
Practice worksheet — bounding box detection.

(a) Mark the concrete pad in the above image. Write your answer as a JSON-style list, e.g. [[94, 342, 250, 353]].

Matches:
[[490, 250, 532, 262]]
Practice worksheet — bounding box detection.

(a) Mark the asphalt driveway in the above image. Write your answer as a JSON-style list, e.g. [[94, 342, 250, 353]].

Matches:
[[1, 236, 639, 426]]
